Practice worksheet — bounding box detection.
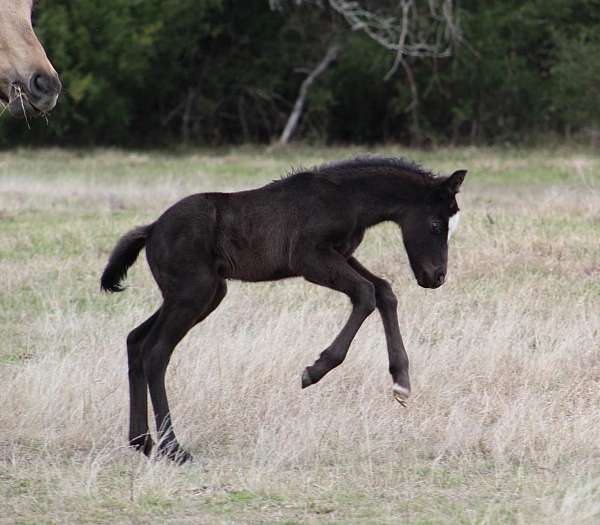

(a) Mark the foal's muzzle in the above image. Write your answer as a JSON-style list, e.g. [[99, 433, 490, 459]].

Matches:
[[417, 269, 445, 289]]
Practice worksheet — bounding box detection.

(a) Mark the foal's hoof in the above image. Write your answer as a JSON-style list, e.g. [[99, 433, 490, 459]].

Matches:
[[393, 384, 410, 408], [157, 443, 194, 465], [301, 369, 313, 389], [129, 434, 154, 457], [171, 449, 194, 465]]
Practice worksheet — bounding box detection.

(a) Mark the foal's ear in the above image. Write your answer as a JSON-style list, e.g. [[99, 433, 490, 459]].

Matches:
[[429, 169, 467, 203], [445, 170, 467, 195]]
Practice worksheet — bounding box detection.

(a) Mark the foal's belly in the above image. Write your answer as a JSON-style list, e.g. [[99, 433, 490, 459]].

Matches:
[[229, 265, 297, 282], [225, 249, 296, 282], [218, 235, 298, 282]]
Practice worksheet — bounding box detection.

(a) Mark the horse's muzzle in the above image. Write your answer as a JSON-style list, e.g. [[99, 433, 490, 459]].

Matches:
[[28, 72, 61, 112], [417, 269, 446, 289]]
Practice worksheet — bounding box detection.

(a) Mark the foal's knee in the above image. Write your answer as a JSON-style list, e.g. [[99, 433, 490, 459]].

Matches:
[[352, 282, 376, 315], [375, 280, 397, 310]]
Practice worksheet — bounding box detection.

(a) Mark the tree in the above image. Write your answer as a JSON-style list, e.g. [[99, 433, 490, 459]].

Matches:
[[271, 0, 461, 144], [4, 0, 600, 147]]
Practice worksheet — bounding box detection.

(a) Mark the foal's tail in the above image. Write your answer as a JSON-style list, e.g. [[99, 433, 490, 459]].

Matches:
[[100, 223, 154, 293]]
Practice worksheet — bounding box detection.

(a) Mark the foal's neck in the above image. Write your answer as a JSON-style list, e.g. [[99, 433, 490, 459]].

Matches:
[[341, 171, 427, 228]]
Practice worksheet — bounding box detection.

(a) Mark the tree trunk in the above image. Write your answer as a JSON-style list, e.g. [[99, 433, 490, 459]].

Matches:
[[181, 88, 196, 145], [238, 95, 250, 143], [279, 44, 341, 145], [400, 58, 422, 146]]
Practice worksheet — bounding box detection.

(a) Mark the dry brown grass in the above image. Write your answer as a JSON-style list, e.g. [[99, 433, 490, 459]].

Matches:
[[0, 146, 599, 524]]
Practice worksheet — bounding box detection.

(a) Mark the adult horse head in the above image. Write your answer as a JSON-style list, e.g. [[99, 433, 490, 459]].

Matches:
[[0, 0, 61, 117]]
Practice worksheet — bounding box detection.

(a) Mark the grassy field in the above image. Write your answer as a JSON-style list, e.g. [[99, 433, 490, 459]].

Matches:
[[1, 146, 599, 524]]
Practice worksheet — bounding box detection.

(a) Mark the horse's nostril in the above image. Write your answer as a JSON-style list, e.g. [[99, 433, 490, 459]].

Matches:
[[29, 72, 61, 98], [435, 271, 445, 286]]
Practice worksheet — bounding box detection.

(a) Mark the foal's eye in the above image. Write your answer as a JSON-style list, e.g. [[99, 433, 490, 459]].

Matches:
[[431, 222, 442, 235]]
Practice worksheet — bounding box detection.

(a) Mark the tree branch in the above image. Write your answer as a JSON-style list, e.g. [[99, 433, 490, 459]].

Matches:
[[279, 43, 341, 145], [271, 1, 461, 59]]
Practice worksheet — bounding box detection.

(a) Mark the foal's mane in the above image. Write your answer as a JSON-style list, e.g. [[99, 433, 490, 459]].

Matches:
[[318, 156, 435, 179], [277, 156, 438, 188]]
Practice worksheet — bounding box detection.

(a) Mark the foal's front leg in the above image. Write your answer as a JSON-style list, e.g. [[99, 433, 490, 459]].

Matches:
[[348, 257, 411, 405], [298, 250, 376, 388]]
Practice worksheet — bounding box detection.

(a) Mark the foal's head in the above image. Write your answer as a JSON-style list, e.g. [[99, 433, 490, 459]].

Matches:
[[0, 0, 61, 117], [400, 170, 466, 289]]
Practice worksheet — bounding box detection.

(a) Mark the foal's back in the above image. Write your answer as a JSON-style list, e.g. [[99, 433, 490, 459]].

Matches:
[[146, 172, 354, 286]]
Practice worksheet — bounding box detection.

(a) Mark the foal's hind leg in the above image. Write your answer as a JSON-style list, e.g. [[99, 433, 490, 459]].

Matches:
[[127, 309, 160, 456], [298, 249, 376, 388], [142, 278, 225, 464], [348, 258, 411, 405]]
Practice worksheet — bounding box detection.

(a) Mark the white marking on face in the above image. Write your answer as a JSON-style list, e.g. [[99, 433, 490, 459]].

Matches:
[[447, 211, 460, 241]]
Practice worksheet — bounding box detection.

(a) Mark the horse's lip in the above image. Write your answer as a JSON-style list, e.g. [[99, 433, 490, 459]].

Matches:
[[8, 97, 38, 118], [416, 275, 443, 289], [7, 83, 41, 117]]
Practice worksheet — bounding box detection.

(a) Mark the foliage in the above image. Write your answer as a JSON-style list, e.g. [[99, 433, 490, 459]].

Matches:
[[1, 0, 599, 146], [551, 31, 600, 130]]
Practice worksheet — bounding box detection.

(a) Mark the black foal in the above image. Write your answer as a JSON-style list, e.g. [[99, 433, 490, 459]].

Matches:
[[101, 156, 466, 463]]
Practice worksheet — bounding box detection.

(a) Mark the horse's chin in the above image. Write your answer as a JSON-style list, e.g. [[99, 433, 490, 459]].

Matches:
[[8, 96, 39, 118], [5, 84, 41, 118]]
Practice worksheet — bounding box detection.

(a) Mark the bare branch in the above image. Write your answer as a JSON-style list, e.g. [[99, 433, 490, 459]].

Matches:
[[270, 0, 462, 145], [271, 0, 461, 59], [328, 0, 457, 57], [384, 0, 412, 81], [279, 44, 341, 144]]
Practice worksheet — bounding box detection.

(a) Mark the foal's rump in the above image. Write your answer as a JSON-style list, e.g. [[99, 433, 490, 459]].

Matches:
[[100, 193, 221, 295], [144, 194, 222, 292]]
